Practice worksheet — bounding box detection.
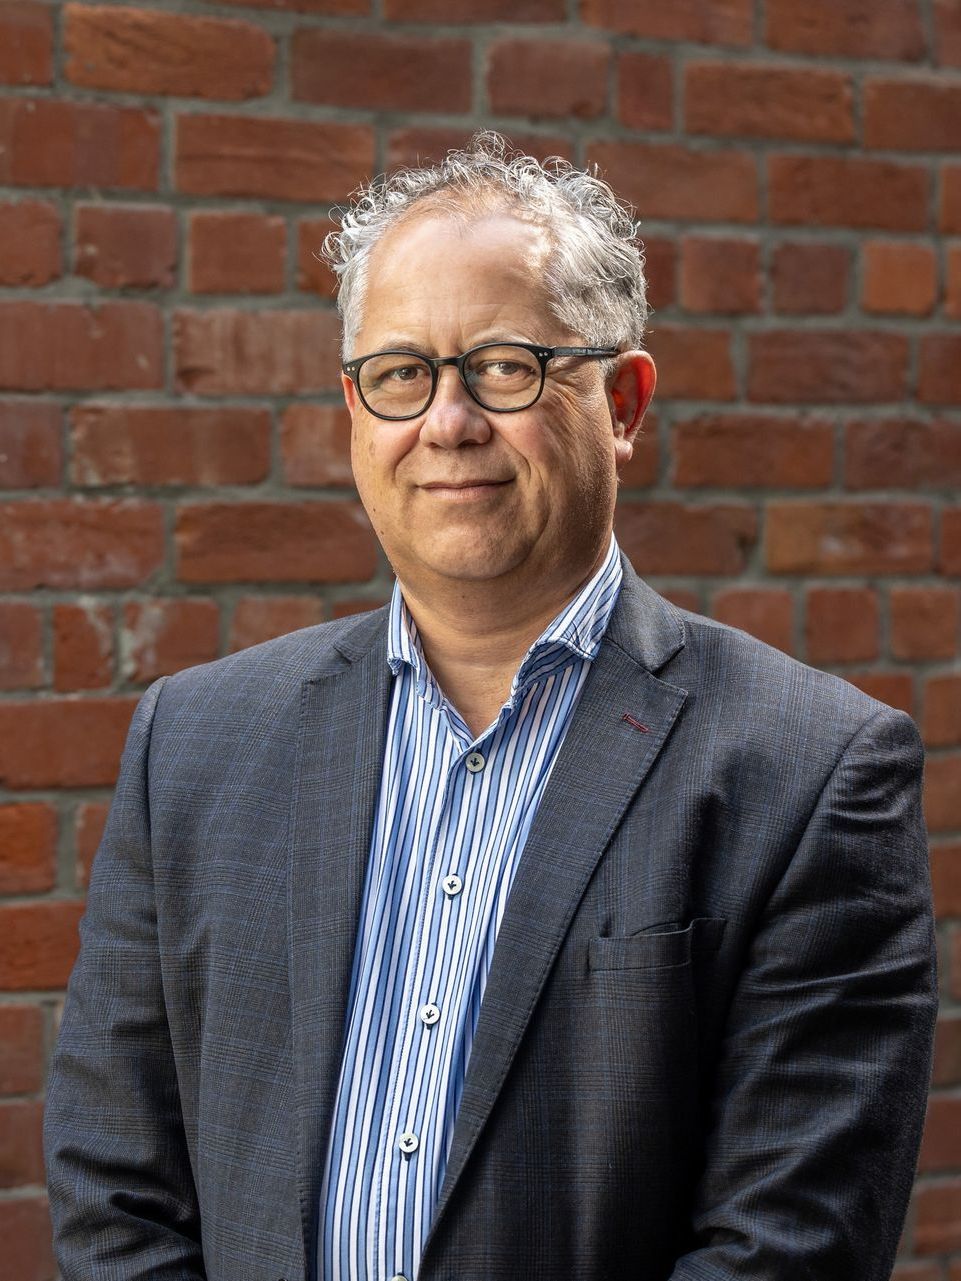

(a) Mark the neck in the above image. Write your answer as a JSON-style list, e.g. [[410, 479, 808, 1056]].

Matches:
[[397, 545, 610, 738]]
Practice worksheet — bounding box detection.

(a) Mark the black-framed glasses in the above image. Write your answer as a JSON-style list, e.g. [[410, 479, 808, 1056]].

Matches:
[[342, 342, 619, 421]]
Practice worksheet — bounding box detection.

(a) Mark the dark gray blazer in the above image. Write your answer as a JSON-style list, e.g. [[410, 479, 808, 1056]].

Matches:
[[44, 561, 937, 1281]]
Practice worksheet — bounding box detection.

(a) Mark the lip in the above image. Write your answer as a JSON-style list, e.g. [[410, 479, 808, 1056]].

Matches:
[[420, 479, 512, 498]]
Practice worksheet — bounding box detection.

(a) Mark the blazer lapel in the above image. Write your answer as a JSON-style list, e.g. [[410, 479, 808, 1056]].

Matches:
[[426, 563, 690, 1244], [287, 610, 391, 1273]]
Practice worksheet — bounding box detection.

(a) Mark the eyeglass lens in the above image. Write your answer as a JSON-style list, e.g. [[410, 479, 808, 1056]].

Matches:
[[357, 345, 543, 418]]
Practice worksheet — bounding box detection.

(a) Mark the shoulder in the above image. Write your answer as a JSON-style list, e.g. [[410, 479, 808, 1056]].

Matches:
[[145, 605, 388, 730]]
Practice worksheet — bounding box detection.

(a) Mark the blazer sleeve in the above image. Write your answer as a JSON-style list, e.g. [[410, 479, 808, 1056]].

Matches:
[[669, 704, 938, 1281], [43, 678, 206, 1280]]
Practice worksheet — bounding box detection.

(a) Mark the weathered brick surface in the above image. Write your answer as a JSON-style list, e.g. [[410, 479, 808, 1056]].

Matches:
[[64, 4, 274, 100], [0, 2, 53, 86], [0, 200, 60, 286], [1, 0, 959, 1267]]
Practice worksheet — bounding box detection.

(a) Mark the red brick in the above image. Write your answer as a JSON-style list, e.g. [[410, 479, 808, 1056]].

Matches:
[[0, 2, 52, 85], [331, 597, 389, 619], [75, 800, 109, 889], [281, 405, 353, 487], [771, 242, 850, 315], [768, 154, 928, 232], [642, 236, 677, 312], [53, 601, 113, 691], [915, 1179, 961, 1253], [0, 1098, 43, 1185], [190, 211, 285, 295], [385, 0, 562, 18], [765, 0, 925, 59], [0, 804, 56, 894], [862, 240, 937, 316], [292, 29, 470, 113], [582, 0, 751, 44], [65, 5, 274, 99], [70, 403, 266, 488], [121, 598, 220, 683], [0, 1196, 55, 1280], [941, 166, 961, 233], [0, 602, 42, 689], [176, 115, 373, 202], [686, 62, 853, 143], [176, 502, 378, 584], [74, 205, 176, 290], [953, 930, 961, 1002], [919, 1096, 961, 1172], [0, 97, 159, 191], [673, 413, 832, 488], [920, 335, 961, 405], [0, 200, 60, 286], [933, 1014, 961, 1087], [175, 308, 340, 396], [935, 0, 961, 66], [946, 246, 961, 320], [618, 419, 658, 488], [891, 587, 959, 661], [845, 671, 914, 716], [865, 78, 961, 151], [932, 843, 961, 918], [0, 698, 137, 790], [590, 142, 757, 223], [297, 217, 338, 298], [229, 595, 325, 651], [0, 499, 164, 590], [748, 330, 908, 404], [710, 587, 794, 653], [216, 0, 366, 12], [646, 327, 735, 400], [0, 302, 163, 392], [945, 509, 961, 575], [385, 128, 574, 172], [616, 502, 756, 575], [892, 1265, 946, 1281], [487, 39, 608, 120], [679, 237, 760, 314], [0, 904, 84, 989], [804, 587, 879, 664], [71, 404, 271, 488], [845, 420, 961, 491], [924, 674, 961, 748], [617, 52, 673, 132], [766, 502, 933, 575], [0, 402, 61, 487], [925, 755, 961, 833], [0, 1005, 44, 1093]]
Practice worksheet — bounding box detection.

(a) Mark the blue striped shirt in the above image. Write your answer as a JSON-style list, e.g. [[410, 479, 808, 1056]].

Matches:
[[318, 536, 623, 1281]]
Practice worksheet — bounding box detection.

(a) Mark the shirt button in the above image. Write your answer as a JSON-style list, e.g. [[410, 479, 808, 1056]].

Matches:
[[442, 873, 463, 897], [398, 1131, 419, 1155], [465, 751, 485, 773], [420, 1003, 440, 1026]]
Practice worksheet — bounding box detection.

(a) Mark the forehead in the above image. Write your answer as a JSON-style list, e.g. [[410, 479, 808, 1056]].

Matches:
[[356, 211, 555, 346]]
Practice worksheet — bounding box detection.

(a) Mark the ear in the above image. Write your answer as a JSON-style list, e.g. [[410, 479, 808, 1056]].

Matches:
[[609, 351, 656, 470], [342, 371, 359, 417]]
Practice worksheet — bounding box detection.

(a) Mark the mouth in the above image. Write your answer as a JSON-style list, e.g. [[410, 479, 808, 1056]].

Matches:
[[420, 479, 512, 498]]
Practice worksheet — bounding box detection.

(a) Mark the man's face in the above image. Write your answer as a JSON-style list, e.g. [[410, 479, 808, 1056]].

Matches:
[[343, 211, 644, 600]]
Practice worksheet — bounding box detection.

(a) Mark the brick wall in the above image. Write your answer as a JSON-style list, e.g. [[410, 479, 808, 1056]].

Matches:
[[0, 0, 959, 1276]]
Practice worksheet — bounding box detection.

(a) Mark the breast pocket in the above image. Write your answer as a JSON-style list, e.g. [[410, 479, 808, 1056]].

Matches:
[[588, 917, 727, 971]]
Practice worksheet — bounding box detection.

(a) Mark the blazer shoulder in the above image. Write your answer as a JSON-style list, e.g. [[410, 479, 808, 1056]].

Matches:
[[666, 603, 917, 745], [149, 605, 388, 725]]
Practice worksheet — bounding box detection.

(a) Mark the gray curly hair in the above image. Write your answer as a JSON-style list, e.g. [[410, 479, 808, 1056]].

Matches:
[[322, 132, 649, 360]]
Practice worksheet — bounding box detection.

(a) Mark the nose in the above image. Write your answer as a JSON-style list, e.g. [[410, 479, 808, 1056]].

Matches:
[[419, 365, 492, 448]]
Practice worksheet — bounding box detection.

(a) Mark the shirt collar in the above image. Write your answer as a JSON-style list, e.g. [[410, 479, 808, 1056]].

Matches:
[[387, 535, 623, 693]]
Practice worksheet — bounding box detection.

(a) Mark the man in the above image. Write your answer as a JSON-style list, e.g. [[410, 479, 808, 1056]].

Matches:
[[45, 133, 937, 1281]]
